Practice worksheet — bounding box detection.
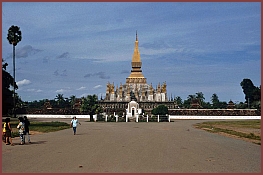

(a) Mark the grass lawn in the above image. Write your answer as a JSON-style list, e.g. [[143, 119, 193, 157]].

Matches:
[[9, 119, 71, 137], [193, 120, 261, 145]]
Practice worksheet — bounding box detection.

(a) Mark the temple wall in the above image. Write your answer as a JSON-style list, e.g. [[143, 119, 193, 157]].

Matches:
[[168, 109, 261, 116]]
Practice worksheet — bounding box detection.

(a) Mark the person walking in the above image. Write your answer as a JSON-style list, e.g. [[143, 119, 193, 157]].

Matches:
[[23, 116, 31, 143], [70, 116, 81, 135], [17, 117, 25, 145], [3, 118, 14, 146]]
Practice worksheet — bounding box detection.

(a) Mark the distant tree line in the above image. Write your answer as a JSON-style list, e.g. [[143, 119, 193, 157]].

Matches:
[[173, 92, 229, 109], [23, 94, 102, 122], [173, 79, 261, 110]]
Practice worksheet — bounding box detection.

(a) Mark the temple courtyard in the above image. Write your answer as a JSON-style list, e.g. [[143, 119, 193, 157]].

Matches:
[[2, 119, 261, 173]]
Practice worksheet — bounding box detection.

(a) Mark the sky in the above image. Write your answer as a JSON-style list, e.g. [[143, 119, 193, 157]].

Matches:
[[1, 2, 261, 103]]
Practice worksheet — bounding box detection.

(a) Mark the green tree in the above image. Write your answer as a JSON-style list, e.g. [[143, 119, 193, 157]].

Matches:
[[63, 97, 71, 108], [183, 94, 196, 108], [196, 92, 205, 104], [240, 79, 261, 109], [183, 92, 210, 108], [252, 85, 261, 109], [27, 100, 38, 108], [55, 94, 65, 108], [80, 95, 101, 122], [218, 101, 228, 109], [252, 86, 261, 102], [240, 79, 256, 103], [174, 96, 183, 108], [69, 95, 76, 108], [15, 95, 26, 113], [2, 60, 18, 116], [211, 93, 220, 109], [236, 102, 247, 109], [202, 102, 212, 109], [7, 25, 22, 117], [151, 105, 168, 121], [152, 105, 168, 115], [49, 99, 57, 108]]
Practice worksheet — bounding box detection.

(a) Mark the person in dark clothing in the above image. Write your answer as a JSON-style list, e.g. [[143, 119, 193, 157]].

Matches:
[[23, 116, 31, 143]]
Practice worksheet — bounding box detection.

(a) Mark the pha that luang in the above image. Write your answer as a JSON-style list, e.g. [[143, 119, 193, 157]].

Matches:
[[104, 32, 168, 102]]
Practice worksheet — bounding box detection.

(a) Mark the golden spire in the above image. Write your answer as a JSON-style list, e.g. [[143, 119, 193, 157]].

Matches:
[[132, 31, 141, 63], [126, 31, 147, 84]]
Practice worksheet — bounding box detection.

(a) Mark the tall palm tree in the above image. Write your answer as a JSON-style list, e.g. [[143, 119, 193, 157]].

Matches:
[[211, 93, 220, 109], [196, 92, 205, 106], [55, 94, 65, 108], [69, 95, 76, 109], [7, 25, 22, 117]]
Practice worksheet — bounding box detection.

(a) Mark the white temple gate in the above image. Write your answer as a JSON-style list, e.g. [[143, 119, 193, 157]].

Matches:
[[126, 101, 142, 121]]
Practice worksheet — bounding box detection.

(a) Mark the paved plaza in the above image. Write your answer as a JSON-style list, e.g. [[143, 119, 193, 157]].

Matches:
[[2, 119, 261, 173]]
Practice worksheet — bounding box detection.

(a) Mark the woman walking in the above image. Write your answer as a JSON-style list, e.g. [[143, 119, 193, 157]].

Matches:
[[70, 116, 81, 135]]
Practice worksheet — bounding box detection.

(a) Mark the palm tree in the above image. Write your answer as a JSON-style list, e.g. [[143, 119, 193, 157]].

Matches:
[[174, 96, 183, 108], [69, 95, 76, 109], [211, 93, 220, 109], [7, 25, 22, 117], [55, 94, 65, 108], [196, 92, 205, 106]]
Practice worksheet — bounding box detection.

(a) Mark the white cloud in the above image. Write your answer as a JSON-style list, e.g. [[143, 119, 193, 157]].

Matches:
[[26, 89, 43, 93], [76, 86, 86, 90], [55, 88, 71, 94], [93, 85, 102, 89], [17, 79, 31, 87]]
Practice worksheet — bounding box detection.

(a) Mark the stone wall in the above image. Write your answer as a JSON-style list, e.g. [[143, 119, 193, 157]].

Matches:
[[168, 109, 260, 116]]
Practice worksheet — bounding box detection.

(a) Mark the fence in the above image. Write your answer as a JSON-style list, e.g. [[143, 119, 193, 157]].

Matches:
[[18, 114, 261, 122]]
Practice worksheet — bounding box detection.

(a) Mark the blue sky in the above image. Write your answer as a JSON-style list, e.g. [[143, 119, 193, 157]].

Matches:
[[2, 2, 261, 103]]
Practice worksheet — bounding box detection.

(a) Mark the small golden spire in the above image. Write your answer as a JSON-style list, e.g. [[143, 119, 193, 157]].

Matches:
[[136, 30, 138, 41]]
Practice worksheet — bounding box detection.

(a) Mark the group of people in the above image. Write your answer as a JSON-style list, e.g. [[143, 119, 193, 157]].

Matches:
[[2, 116, 31, 146], [2, 115, 80, 146]]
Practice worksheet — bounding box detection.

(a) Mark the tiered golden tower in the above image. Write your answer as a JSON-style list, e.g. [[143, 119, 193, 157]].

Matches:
[[105, 32, 167, 102], [126, 31, 147, 84]]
